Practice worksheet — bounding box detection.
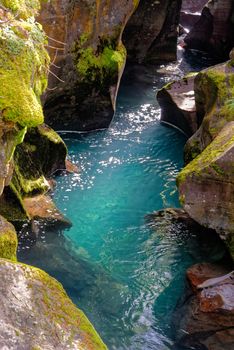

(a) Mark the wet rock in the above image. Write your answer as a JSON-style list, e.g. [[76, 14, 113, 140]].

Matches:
[[23, 195, 71, 229], [65, 159, 80, 174], [181, 0, 207, 13], [123, 0, 182, 64], [173, 262, 234, 350], [39, 0, 138, 131], [0, 258, 107, 349], [184, 0, 234, 60], [145, 208, 227, 262], [157, 73, 198, 136], [0, 215, 17, 261], [177, 122, 234, 258], [180, 11, 201, 30]]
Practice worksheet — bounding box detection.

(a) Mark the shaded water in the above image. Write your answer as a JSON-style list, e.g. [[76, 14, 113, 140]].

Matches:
[[18, 53, 225, 349]]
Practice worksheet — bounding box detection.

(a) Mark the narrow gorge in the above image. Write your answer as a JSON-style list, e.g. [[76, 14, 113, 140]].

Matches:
[[0, 1, 233, 349]]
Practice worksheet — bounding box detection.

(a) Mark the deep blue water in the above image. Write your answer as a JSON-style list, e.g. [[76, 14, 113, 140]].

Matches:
[[18, 55, 225, 349]]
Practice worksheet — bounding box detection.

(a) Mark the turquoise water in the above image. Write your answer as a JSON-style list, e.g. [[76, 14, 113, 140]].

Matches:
[[18, 61, 225, 349]]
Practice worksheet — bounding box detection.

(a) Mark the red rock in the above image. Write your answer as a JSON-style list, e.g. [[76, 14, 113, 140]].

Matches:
[[173, 263, 234, 350]]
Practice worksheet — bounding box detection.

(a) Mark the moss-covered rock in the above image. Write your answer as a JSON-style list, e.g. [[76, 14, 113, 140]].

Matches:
[[39, 0, 139, 131], [0, 121, 26, 196], [0, 258, 107, 349], [185, 60, 234, 163], [177, 122, 234, 258], [0, 215, 17, 260], [0, 124, 68, 222], [0, 0, 49, 127], [11, 124, 67, 198]]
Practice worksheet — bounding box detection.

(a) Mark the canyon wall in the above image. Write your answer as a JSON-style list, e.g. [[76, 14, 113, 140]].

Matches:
[[39, 0, 182, 131]]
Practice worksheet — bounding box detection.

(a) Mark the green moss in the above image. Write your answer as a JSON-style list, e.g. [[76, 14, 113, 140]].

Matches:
[[3, 259, 108, 349], [1, 0, 41, 19], [0, 216, 17, 260], [74, 36, 126, 88], [177, 124, 234, 187], [0, 7, 49, 127]]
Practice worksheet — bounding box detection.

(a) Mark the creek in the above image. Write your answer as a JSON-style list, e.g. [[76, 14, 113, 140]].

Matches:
[[18, 50, 224, 349]]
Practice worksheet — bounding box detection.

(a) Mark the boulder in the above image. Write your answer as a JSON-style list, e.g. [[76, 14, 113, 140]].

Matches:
[[0, 258, 107, 349], [123, 0, 182, 64], [39, 0, 139, 131], [0, 215, 17, 261], [177, 122, 234, 258], [173, 263, 234, 350], [23, 195, 71, 229], [184, 0, 234, 60], [157, 73, 198, 136]]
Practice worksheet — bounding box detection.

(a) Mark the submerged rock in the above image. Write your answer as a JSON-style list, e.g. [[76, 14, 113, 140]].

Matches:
[[123, 0, 182, 64], [0, 215, 17, 261], [157, 73, 198, 136], [0, 258, 107, 349], [23, 195, 71, 229], [173, 262, 234, 350]]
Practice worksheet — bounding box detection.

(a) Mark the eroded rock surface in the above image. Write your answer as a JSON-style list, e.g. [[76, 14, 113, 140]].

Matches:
[[0, 259, 107, 350], [177, 122, 234, 258], [185, 60, 234, 162], [173, 263, 234, 350], [157, 73, 198, 136], [39, 0, 139, 131], [184, 0, 234, 60], [123, 0, 182, 64]]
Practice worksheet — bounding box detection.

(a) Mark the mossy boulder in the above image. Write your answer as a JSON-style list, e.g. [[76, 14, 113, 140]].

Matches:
[[11, 124, 67, 198], [0, 124, 67, 222], [177, 122, 234, 258], [0, 215, 17, 260], [0, 258, 107, 349], [185, 60, 234, 163]]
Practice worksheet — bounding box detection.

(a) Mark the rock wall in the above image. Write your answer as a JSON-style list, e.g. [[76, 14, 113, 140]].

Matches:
[[39, 0, 139, 131], [157, 58, 234, 258], [38, 0, 183, 131], [123, 0, 182, 64], [184, 0, 234, 60]]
